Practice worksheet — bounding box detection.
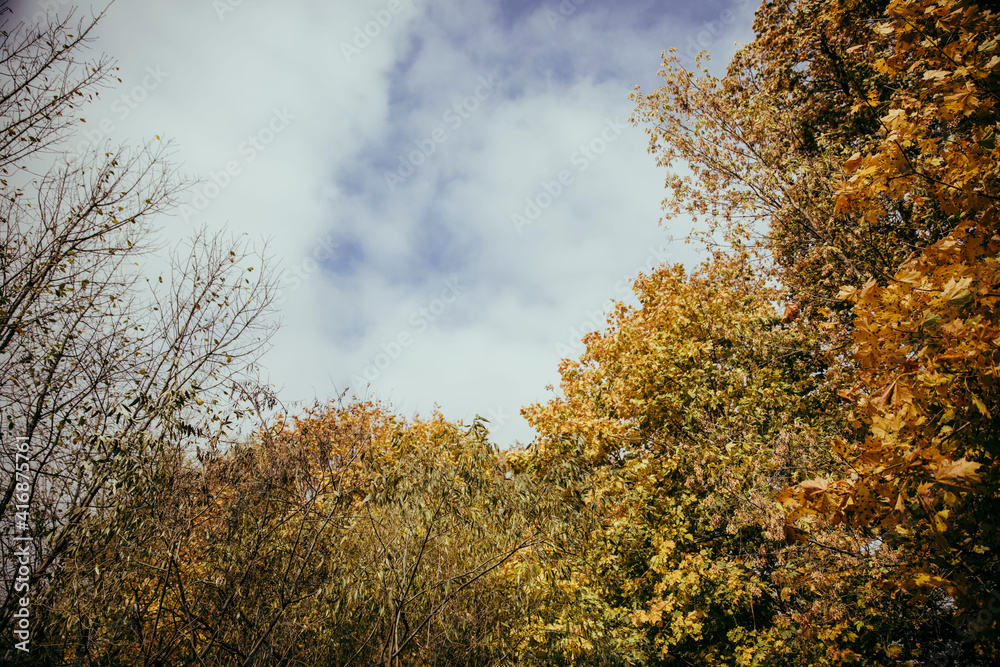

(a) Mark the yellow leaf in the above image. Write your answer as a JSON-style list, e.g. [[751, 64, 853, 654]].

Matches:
[[971, 394, 991, 418], [940, 276, 973, 303], [912, 573, 951, 588], [837, 285, 858, 301], [843, 152, 864, 173], [872, 380, 896, 410], [922, 70, 951, 80], [934, 458, 982, 485]]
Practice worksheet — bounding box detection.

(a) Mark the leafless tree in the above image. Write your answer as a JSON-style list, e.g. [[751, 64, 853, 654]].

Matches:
[[0, 7, 278, 657]]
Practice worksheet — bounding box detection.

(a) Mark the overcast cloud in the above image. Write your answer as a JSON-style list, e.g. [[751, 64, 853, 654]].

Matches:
[[9, 0, 756, 446]]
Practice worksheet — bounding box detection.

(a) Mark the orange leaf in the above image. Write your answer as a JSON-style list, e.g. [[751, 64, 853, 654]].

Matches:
[[872, 380, 896, 410], [934, 458, 982, 486]]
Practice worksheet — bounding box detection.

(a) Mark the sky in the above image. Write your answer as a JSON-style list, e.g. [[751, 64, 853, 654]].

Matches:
[[9, 0, 757, 446]]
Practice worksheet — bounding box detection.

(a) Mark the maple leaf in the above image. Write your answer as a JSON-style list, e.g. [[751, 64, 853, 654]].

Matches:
[[934, 457, 983, 486], [871, 380, 896, 410], [800, 477, 831, 497], [842, 152, 864, 172], [782, 303, 800, 324], [940, 276, 973, 303], [837, 285, 858, 301]]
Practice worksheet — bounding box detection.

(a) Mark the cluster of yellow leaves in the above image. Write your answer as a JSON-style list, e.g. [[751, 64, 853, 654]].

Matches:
[[515, 252, 871, 665], [524, 255, 782, 465], [575, 0, 1000, 661], [71, 398, 540, 666], [780, 0, 999, 607], [835, 0, 1000, 224]]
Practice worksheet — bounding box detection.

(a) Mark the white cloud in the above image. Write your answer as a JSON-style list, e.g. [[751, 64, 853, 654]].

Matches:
[[23, 0, 756, 445]]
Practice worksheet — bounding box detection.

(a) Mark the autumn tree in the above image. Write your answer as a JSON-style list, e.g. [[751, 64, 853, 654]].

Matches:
[[283, 400, 545, 667], [630, 0, 1000, 662], [47, 398, 551, 667], [775, 3, 1000, 663], [0, 9, 277, 661], [513, 254, 912, 665], [629, 0, 959, 323]]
